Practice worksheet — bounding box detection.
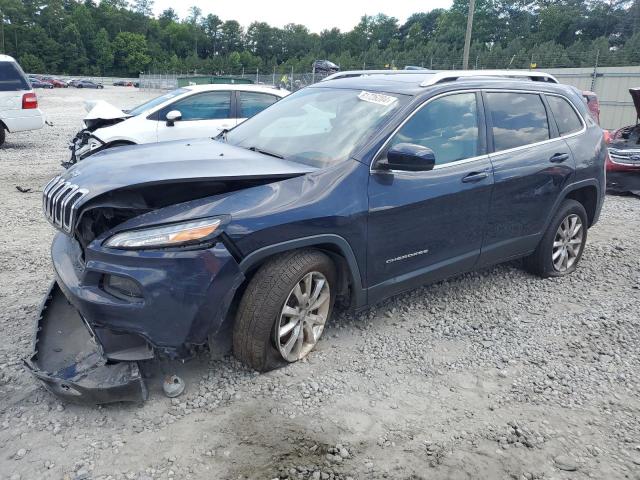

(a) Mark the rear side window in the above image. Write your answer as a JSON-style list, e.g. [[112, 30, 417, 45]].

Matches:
[[388, 92, 481, 165], [238, 92, 278, 118], [547, 95, 583, 135], [158, 91, 231, 121], [0, 62, 30, 91], [485, 92, 550, 151]]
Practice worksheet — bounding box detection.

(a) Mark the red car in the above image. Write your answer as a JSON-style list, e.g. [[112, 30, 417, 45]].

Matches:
[[42, 77, 68, 88], [606, 88, 640, 195]]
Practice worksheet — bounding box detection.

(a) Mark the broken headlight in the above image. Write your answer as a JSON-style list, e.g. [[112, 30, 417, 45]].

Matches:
[[104, 218, 222, 249]]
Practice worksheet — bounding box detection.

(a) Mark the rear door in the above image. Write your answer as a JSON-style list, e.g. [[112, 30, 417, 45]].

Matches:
[[155, 90, 233, 142], [234, 91, 280, 126], [367, 91, 494, 301], [479, 90, 576, 266]]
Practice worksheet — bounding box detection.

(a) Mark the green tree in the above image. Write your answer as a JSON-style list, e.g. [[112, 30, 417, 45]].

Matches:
[[60, 24, 88, 73], [132, 0, 154, 16], [19, 52, 44, 72], [94, 28, 113, 74], [112, 31, 150, 75], [220, 20, 243, 54]]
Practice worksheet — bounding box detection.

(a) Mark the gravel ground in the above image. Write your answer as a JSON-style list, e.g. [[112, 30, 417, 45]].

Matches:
[[1, 87, 640, 480]]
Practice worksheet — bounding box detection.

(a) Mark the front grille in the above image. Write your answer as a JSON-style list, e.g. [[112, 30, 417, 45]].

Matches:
[[42, 176, 88, 233], [608, 148, 640, 165]]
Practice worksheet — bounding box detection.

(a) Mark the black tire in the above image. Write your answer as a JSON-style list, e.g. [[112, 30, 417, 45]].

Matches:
[[524, 199, 588, 278], [0, 126, 5, 147], [233, 249, 337, 372]]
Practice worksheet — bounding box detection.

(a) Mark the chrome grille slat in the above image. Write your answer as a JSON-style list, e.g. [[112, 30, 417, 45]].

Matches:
[[41, 175, 89, 233], [44, 177, 63, 217], [47, 180, 66, 217], [55, 184, 75, 224]]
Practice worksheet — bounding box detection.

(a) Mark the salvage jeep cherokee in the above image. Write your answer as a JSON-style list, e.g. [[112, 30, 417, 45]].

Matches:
[[27, 70, 606, 403]]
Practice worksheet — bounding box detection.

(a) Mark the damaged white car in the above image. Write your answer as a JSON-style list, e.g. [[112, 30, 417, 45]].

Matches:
[[67, 84, 289, 165]]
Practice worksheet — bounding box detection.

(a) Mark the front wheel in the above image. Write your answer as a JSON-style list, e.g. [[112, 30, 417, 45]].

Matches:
[[524, 199, 588, 277], [0, 127, 5, 147], [233, 249, 336, 371]]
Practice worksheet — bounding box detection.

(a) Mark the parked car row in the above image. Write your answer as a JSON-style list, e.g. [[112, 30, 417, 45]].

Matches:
[[68, 78, 104, 89], [26, 74, 106, 89], [113, 79, 139, 87], [28, 74, 68, 88]]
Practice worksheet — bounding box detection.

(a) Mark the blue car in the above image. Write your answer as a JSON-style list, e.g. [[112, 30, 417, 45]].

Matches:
[[27, 70, 606, 403]]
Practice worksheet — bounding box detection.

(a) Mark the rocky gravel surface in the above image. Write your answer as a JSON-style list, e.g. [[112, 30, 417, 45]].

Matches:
[[1, 88, 640, 479]]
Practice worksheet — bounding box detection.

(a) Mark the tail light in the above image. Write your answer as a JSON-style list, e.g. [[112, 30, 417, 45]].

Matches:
[[22, 93, 38, 110]]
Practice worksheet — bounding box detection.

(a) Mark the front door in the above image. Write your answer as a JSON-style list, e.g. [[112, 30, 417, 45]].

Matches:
[[155, 91, 234, 142], [367, 91, 494, 302]]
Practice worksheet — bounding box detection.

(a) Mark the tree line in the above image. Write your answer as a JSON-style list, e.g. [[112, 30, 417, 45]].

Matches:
[[0, 0, 639, 77]]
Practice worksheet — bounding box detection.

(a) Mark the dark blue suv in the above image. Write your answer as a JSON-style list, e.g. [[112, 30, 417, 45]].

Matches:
[[28, 71, 606, 403]]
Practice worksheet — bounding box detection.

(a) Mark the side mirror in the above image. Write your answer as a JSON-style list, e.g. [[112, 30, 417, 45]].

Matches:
[[378, 143, 436, 172], [166, 110, 182, 127]]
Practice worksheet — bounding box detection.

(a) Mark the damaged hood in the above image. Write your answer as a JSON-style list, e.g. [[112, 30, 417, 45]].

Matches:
[[59, 138, 316, 205], [82, 100, 131, 130], [84, 100, 131, 120]]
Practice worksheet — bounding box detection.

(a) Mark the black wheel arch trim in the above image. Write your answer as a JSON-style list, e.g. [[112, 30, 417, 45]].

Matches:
[[238, 234, 366, 308], [543, 179, 602, 232]]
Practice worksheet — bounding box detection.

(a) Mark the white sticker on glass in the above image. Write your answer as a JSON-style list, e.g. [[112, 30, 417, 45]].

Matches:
[[358, 91, 398, 106]]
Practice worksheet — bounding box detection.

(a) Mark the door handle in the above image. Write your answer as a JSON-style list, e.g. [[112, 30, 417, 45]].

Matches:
[[462, 171, 489, 183], [550, 153, 570, 163]]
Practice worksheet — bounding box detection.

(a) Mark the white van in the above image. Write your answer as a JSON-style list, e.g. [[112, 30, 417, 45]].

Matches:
[[0, 55, 45, 147]]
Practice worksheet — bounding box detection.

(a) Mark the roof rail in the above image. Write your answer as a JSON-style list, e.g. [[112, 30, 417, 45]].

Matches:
[[321, 69, 558, 85], [421, 70, 558, 86], [321, 69, 434, 82]]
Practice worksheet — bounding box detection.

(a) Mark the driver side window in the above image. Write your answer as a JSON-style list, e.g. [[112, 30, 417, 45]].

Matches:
[[389, 93, 482, 165], [158, 91, 231, 121]]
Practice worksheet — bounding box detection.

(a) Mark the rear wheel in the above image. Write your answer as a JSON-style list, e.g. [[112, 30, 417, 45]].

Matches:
[[524, 199, 588, 277], [233, 249, 336, 371], [0, 126, 5, 147]]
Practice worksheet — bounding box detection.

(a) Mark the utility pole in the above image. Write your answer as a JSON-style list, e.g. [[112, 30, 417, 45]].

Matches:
[[462, 0, 476, 70]]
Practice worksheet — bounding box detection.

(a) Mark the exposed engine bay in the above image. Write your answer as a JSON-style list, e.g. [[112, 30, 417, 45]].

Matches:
[[75, 178, 277, 248]]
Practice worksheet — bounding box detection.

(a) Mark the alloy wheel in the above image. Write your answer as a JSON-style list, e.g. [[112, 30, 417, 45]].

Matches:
[[275, 271, 331, 362], [552, 213, 583, 272]]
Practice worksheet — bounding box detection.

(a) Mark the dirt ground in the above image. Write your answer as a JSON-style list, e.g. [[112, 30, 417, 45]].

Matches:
[[1, 87, 639, 480]]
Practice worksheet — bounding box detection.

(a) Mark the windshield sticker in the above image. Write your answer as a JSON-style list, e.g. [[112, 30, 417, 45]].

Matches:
[[358, 91, 397, 106]]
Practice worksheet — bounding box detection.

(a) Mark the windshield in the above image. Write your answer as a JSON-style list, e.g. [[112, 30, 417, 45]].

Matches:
[[226, 87, 408, 167], [127, 88, 189, 116]]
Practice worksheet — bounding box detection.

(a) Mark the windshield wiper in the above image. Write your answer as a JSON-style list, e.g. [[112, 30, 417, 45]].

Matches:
[[248, 146, 284, 159], [214, 128, 229, 142]]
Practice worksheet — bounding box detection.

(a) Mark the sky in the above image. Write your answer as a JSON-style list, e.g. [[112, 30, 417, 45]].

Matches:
[[152, 0, 454, 33]]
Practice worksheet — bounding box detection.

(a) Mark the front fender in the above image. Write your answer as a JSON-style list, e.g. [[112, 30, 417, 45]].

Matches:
[[238, 234, 366, 309]]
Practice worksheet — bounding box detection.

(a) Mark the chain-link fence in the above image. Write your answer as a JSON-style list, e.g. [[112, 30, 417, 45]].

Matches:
[[138, 71, 334, 92]]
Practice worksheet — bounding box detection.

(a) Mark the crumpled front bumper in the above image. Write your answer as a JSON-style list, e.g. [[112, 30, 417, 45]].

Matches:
[[67, 130, 105, 165], [24, 282, 148, 404]]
